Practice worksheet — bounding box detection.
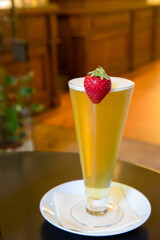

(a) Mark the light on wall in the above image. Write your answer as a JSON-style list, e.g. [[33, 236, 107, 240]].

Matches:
[[0, 0, 12, 8], [0, 0, 47, 8], [147, 0, 160, 3]]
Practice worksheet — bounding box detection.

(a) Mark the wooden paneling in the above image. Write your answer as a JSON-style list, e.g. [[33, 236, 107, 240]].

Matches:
[[131, 8, 154, 68], [153, 7, 160, 58], [29, 45, 51, 106], [58, 11, 131, 77], [58, 16, 72, 76], [0, 51, 30, 76], [0, 21, 13, 51], [88, 34, 130, 75], [70, 18, 130, 76], [17, 16, 48, 42], [55, 0, 160, 79]]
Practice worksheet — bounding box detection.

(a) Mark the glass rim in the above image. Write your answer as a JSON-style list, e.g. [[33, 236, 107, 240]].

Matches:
[[68, 77, 135, 92]]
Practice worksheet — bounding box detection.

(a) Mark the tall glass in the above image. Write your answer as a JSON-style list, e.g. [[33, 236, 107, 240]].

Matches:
[[68, 77, 134, 228]]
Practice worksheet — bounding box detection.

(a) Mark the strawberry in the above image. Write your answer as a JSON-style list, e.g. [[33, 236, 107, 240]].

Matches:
[[84, 66, 111, 104]]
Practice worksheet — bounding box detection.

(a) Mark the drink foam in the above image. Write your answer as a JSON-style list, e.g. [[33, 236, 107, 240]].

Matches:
[[68, 77, 134, 92]]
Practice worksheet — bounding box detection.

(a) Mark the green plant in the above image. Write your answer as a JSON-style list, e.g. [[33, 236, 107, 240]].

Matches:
[[0, 66, 44, 147]]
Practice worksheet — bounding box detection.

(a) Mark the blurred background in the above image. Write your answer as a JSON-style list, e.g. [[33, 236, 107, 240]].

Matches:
[[0, 0, 160, 170]]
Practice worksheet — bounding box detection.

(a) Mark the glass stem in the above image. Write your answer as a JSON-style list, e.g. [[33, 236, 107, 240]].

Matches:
[[86, 196, 108, 215]]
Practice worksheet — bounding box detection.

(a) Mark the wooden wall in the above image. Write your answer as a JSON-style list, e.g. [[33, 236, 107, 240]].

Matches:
[[1, 1, 160, 103]]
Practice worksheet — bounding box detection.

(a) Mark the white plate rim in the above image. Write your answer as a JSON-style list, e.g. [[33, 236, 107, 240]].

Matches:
[[39, 180, 151, 237]]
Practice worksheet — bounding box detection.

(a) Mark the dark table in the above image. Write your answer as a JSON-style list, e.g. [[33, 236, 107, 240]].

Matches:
[[0, 152, 159, 240]]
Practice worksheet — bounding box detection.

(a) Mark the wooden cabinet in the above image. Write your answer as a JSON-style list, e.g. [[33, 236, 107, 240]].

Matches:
[[63, 11, 129, 76], [54, 0, 160, 79], [153, 6, 160, 58], [130, 8, 154, 68], [0, 4, 60, 108]]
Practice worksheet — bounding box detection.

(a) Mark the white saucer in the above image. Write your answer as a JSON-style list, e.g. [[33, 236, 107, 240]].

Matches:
[[39, 180, 151, 237]]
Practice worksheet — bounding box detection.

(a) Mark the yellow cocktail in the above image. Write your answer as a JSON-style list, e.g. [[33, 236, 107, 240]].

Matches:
[[69, 76, 134, 226]]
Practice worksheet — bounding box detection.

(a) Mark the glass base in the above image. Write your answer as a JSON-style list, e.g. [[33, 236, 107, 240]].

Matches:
[[71, 201, 123, 228]]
